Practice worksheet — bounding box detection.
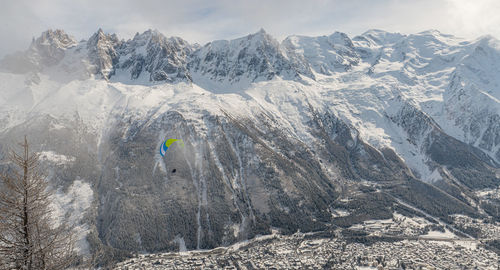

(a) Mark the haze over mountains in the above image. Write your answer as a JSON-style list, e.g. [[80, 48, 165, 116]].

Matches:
[[0, 27, 499, 258]]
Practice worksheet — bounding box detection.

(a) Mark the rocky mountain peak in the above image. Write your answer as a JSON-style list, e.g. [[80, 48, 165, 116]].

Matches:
[[282, 31, 359, 75], [133, 29, 163, 43], [355, 29, 405, 46], [31, 29, 77, 50], [116, 29, 192, 82], [87, 28, 120, 48], [246, 28, 272, 41], [328, 31, 355, 48], [189, 29, 303, 84], [240, 28, 281, 53], [86, 28, 121, 79], [0, 29, 77, 72], [28, 29, 77, 66]]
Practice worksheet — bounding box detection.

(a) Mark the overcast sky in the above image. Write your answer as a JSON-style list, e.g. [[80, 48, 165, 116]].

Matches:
[[1, 0, 500, 57]]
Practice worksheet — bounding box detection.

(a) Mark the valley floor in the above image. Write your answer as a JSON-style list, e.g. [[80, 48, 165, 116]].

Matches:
[[114, 230, 499, 270]]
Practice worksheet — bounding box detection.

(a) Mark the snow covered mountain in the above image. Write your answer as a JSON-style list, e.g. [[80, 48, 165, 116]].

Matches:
[[0, 28, 499, 259]]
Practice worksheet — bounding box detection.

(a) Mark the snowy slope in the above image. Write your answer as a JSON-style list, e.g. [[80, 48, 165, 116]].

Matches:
[[0, 28, 498, 256], [2, 28, 498, 169]]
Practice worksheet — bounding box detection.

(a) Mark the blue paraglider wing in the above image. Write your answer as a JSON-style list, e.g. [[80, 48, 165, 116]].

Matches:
[[159, 139, 183, 157]]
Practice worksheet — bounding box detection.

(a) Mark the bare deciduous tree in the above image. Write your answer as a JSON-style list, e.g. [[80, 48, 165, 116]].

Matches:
[[0, 137, 76, 270]]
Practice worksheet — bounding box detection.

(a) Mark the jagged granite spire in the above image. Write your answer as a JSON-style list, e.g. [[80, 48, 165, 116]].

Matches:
[[189, 28, 313, 84], [86, 28, 121, 79], [1, 29, 76, 72], [117, 29, 193, 82]]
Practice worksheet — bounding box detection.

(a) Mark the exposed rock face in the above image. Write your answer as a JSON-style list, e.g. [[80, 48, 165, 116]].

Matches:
[[87, 29, 121, 79], [189, 29, 311, 84], [117, 30, 193, 82], [32, 29, 77, 66], [1, 29, 77, 72]]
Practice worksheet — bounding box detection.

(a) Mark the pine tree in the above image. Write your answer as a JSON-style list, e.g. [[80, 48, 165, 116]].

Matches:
[[0, 137, 75, 270]]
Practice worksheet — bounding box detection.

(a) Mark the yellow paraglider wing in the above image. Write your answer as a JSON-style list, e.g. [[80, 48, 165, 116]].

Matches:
[[160, 139, 184, 156], [165, 139, 184, 148]]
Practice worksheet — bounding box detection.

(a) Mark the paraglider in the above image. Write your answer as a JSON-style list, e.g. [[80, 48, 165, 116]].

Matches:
[[160, 139, 184, 157]]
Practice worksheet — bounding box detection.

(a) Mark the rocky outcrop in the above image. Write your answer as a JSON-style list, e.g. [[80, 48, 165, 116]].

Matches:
[[86, 29, 121, 79], [117, 30, 193, 82], [189, 29, 312, 84], [1, 29, 76, 73]]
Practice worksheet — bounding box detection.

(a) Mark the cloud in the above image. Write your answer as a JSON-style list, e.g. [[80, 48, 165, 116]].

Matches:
[[1, 0, 500, 58], [443, 0, 500, 38]]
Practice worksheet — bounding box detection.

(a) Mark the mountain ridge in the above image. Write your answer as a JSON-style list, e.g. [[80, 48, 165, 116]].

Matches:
[[0, 28, 499, 258]]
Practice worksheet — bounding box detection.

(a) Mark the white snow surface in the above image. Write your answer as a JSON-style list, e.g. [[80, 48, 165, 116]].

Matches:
[[0, 29, 499, 184], [39, 151, 76, 165], [421, 229, 457, 239], [51, 180, 94, 254]]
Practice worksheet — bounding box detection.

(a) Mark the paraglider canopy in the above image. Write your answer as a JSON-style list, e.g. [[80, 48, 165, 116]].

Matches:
[[160, 139, 184, 156]]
